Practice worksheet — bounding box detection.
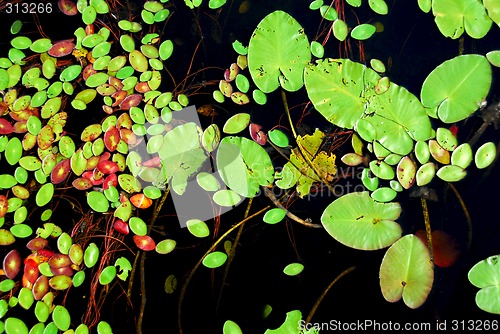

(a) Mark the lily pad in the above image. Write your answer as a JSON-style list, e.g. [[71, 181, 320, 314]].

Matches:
[[247, 11, 311, 93], [379, 234, 434, 309], [321, 191, 402, 250], [283, 263, 304, 276], [223, 113, 251, 134], [468, 255, 500, 314], [421, 55, 492, 123], [475, 142, 496, 169], [48, 40, 75, 57], [217, 136, 274, 198], [263, 208, 287, 224]]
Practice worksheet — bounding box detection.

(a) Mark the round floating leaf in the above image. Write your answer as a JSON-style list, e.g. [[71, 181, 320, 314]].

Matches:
[[36, 183, 54, 207], [247, 11, 311, 93], [209, 0, 227, 9], [156, 239, 176, 254], [4, 318, 28, 334], [436, 165, 466, 182], [415, 140, 430, 164], [416, 162, 436, 186], [186, 219, 210, 238], [87, 191, 109, 213], [319, 5, 338, 20], [486, 50, 500, 67], [217, 136, 274, 198], [10, 20, 23, 34], [223, 320, 243, 334], [252, 89, 267, 105], [369, 0, 388, 14], [351, 24, 376, 40], [268, 129, 289, 148], [11, 224, 32, 238], [48, 41, 74, 57], [379, 234, 434, 309], [3, 249, 21, 279], [396, 156, 416, 189], [129, 217, 147, 236], [235, 74, 250, 93], [159, 40, 174, 61], [82, 5, 97, 24], [0, 229, 15, 246], [202, 251, 227, 268], [196, 172, 220, 191], [223, 113, 251, 134], [432, 0, 492, 39], [84, 243, 99, 268], [213, 189, 242, 207], [371, 187, 397, 202], [133, 235, 156, 251], [97, 321, 112, 334], [99, 266, 117, 285], [321, 191, 402, 250], [263, 208, 287, 224], [49, 275, 72, 290], [283, 263, 304, 276], [468, 255, 500, 314], [451, 143, 473, 168], [5, 137, 22, 165], [421, 55, 491, 123], [310, 41, 324, 58], [436, 127, 457, 151], [52, 305, 70, 331], [475, 142, 496, 169]]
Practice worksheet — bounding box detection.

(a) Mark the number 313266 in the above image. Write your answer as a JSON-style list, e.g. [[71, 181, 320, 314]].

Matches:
[[4, 2, 53, 14]]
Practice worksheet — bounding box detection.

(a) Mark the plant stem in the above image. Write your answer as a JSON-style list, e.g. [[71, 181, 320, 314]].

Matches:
[[420, 197, 434, 266], [178, 205, 271, 334], [216, 198, 253, 313], [305, 266, 356, 324], [448, 183, 472, 250], [262, 187, 321, 228], [130, 186, 170, 334]]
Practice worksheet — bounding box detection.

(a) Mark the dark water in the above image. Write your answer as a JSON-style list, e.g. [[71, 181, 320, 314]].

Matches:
[[1, 0, 500, 333]]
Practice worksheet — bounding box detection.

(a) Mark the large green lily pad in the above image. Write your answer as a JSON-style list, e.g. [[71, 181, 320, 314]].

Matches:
[[432, 0, 492, 39], [421, 55, 492, 123], [216, 136, 274, 198], [379, 234, 434, 309], [247, 11, 311, 93], [321, 191, 402, 250], [304, 58, 380, 128], [468, 255, 500, 314]]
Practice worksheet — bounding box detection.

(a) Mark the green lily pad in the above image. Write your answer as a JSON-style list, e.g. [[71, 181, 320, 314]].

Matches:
[[475, 142, 496, 169], [202, 251, 228, 268], [369, 0, 388, 14], [223, 113, 251, 134], [371, 187, 397, 202], [82, 5, 97, 24], [268, 129, 289, 148], [415, 140, 430, 164], [468, 255, 500, 314], [380, 234, 434, 309], [247, 11, 311, 93], [319, 5, 338, 20], [283, 263, 304, 276], [396, 156, 416, 189], [421, 55, 491, 123], [97, 321, 112, 334], [217, 136, 274, 198], [432, 0, 492, 39], [486, 50, 500, 67], [159, 40, 174, 61], [321, 191, 402, 250], [265, 310, 303, 334], [263, 208, 287, 224], [305, 59, 380, 129], [5, 137, 22, 165], [196, 172, 220, 191]]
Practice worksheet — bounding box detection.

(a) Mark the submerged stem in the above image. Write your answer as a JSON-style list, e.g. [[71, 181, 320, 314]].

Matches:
[[178, 205, 271, 334], [421, 197, 434, 266], [305, 266, 356, 323], [448, 183, 472, 250]]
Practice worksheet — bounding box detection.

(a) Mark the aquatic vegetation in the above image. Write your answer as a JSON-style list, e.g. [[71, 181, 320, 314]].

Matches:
[[0, 0, 499, 332]]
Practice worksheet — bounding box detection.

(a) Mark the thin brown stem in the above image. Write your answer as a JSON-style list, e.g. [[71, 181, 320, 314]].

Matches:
[[305, 266, 356, 323], [421, 197, 434, 266], [178, 205, 271, 334], [262, 187, 321, 228], [216, 198, 253, 312]]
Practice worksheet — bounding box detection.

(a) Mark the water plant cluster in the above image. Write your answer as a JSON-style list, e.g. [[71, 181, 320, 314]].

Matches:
[[0, 0, 499, 333]]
